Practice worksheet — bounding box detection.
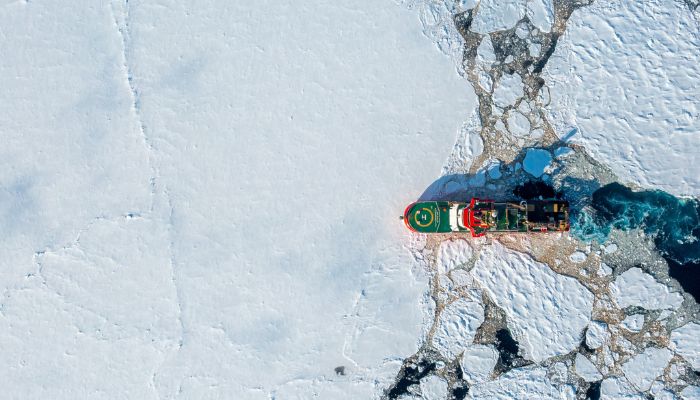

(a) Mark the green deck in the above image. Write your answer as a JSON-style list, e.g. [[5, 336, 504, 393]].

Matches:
[[403, 199, 569, 236]]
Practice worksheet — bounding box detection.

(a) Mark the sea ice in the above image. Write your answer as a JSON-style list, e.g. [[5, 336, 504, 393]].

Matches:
[[470, 0, 526, 34], [493, 73, 524, 108], [622, 347, 673, 391], [670, 322, 700, 370], [586, 320, 609, 349], [610, 268, 684, 310], [621, 314, 645, 333], [471, 242, 594, 362], [433, 297, 485, 360], [468, 366, 569, 399], [575, 353, 602, 382], [419, 375, 448, 400], [600, 377, 645, 400], [522, 149, 553, 178], [436, 239, 474, 274], [543, 0, 700, 196], [460, 344, 498, 384]]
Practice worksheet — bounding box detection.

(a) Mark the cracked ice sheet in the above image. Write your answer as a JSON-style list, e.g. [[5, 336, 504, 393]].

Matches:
[[543, 0, 700, 196], [467, 365, 573, 399], [0, 1, 152, 288], [471, 242, 594, 363], [0, 1, 156, 396], [123, 0, 477, 398]]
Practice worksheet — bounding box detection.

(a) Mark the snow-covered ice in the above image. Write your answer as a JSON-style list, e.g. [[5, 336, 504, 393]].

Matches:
[[575, 353, 602, 383], [436, 239, 473, 274], [0, 0, 477, 398], [433, 297, 485, 360], [470, 0, 526, 34], [471, 242, 594, 363], [492, 73, 524, 108], [419, 375, 448, 400], [586, 320, 609, 350], [610, 268, 684, 311], [543, 0, 700, 196], [621, 314, 645, 333], [468, 366, 570, 399], [671, 322, 700, 370], [622, 347, 673, 392], [460, 344, 498, 384], [600, 377, 645, 400]]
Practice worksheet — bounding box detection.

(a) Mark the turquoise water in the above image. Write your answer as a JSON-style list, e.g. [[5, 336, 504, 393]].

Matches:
[[572, 183, 700, 302], [573, 183, 700, 264]]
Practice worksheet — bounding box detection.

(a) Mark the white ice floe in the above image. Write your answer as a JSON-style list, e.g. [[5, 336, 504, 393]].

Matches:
[[476, 36, 497, 69], [622, 347, 673, 392], [671, 322, 700, 370], [433, 297, 485, 360], [522, 148, 553, 178], [419, 375, 448, 400], [575, 353, 602, 382], [586, 321, 609, 350], [569, 251, 587, 263], [598, 263, 613, 277], [470, 0, 526, 34], [543, 0, 700, 196], [682, 386, 700, 400], [471, 242, 594, 363], [600, 377, 645, 399], [620, 314, 645, 333], [437, 239, 474, 274], [460, 345, 498, 384], [526, 0, 554, 33], [493, 73, 524, 108], [610, 268, 684, 310], [507, 111, 531, 137], [468, 366, 571, 399]]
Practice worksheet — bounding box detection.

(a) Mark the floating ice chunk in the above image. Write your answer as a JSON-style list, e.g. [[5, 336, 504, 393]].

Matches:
[[671, 322, 700, 370], [515, 23, 529, 39], [471, 0, 526, 34], [610, 268, 684, 310], [528, 42, 542, 57], [476, 36, 497, 68], [622, 347, 673, 391], [526, 0, 554, 32], [621, 314, 644, 333], [682, 386, 700, 400], [601, 377, 645, 399], [650, 381, 676, 400], [487, 161, 502, 179], [433, 297, 485, 359], [460, 344, 498, 384], [493, 73, 524, 108], [420, 375, 448, 400], [575, 353, 602, 382], [586, 321, 609, 349], [597, 262, 613, 277], [604, 243, 619, 254], [569, 251, 587, 263], [455, 0, 479, 12], [508, 111, 530, 137], [549, 362, 568, 384], [471, 242, 594, 362], [478, 69, 493, 92], [437, 239, 473, 274], [468, 366, 569, 399], [522, 149, 553, 178]]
